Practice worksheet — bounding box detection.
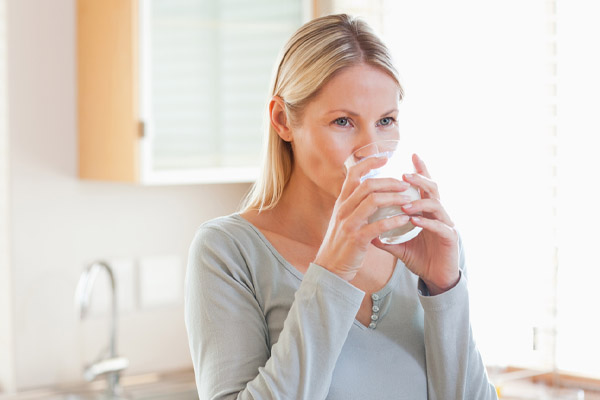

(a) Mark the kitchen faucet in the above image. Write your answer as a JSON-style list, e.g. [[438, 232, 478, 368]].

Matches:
[[75, 260, 129, 399]]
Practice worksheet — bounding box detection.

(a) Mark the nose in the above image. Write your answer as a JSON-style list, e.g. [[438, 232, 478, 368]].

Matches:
[[349, 125, 401, 163], [352, 126, 381, 155], [347, 131, 377, 163], [355, 126, 378, 149]]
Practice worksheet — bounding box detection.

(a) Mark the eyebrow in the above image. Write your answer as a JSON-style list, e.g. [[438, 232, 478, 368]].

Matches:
[[326, 109, 399, 117]]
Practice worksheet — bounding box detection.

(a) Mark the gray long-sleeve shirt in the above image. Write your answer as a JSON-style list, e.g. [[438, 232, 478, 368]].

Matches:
[[184, 213, 497, 399]]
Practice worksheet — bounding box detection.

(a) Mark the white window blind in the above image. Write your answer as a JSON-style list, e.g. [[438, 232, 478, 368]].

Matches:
[[380, 0, 557, 372], [324, 0, 600, 378], [554, 0, 600, 378], [142, 0, 303, 172]]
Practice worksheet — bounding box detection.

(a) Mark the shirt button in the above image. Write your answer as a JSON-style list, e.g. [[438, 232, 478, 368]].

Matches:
[[369, 322, 377, 329], [371, 294, 379, 301], [371, 314, 379, 321], [372, 305, 380, 313]]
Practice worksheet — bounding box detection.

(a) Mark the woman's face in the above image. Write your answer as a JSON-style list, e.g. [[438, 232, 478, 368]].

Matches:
[[290, 63, 401, 199]]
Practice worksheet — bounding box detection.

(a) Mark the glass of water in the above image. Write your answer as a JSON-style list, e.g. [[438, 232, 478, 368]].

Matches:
[[345, 139, 422, 244]]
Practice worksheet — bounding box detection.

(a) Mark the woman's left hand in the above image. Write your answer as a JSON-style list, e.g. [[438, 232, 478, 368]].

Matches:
[[372, 154, 460, 295]]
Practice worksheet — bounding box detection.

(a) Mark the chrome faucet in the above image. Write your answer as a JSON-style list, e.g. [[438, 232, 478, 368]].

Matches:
[[75, 260, 129, 399]]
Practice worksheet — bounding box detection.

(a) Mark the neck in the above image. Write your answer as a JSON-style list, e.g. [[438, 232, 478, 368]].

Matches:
[[269, 167, 337, 246]]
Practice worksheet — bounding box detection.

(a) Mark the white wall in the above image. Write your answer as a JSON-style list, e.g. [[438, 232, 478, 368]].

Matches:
[[5, 0, 251, 390], [0, 0, 15, 393]]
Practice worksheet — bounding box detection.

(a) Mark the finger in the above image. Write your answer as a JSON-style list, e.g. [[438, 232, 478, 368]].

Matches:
[[410, 216, 456, 241], [412, 153, 431, 179], [371, 235, 406, 256], [339, 156, 388, 201], [362, 214, 411, 242], [403, 172, 440, 200], [401, 198, 454, 227], [338, 178, 411, 219], [346, 192, 414, 223]]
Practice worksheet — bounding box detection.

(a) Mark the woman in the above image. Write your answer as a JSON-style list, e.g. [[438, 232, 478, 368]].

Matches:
[[185, 14, 497, 400]]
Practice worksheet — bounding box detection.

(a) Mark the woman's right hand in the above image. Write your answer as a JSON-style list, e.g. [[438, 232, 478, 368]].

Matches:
[[314, 156, 412, 281]]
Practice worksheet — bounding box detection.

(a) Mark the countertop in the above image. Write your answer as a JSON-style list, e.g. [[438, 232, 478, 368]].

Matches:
[[0, 369, 198, 400]]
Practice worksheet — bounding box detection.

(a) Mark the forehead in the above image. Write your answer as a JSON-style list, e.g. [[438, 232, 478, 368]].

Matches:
[[312, 64, 401, 112]]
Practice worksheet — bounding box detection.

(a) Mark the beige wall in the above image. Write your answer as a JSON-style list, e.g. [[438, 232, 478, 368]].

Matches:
[[4, 0, 250, 390], [0, 0, 15, 393]]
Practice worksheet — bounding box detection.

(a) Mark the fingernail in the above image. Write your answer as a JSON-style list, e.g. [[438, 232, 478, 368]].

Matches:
[[403, 203, 413, 209], [412, 216, 420, 222], [404, 173, 414, 179]]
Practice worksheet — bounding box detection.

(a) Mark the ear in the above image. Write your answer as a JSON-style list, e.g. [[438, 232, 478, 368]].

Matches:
[[269, 96, 293, 142]]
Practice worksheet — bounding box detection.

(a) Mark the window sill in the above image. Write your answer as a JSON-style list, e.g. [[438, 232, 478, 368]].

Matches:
[[489, 366, 600, 399], [139, 166, 259, 185]]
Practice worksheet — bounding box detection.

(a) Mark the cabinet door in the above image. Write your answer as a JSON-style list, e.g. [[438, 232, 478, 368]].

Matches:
[[138, 0, 306, 184], [78, 0, 140, 183]]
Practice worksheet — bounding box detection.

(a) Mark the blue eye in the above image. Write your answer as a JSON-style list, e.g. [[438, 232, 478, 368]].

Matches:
[[378, 117, 395, 126], [333, 117, 350, 127]]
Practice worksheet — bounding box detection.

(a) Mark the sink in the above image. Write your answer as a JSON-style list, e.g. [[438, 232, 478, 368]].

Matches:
[[0, 370, 199, 400], [48, 390, 198, 400], [47, 389, 198, 400]]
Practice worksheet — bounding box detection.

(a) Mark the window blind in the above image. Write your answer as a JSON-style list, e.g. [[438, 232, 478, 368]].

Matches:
[[380, 0, 557, 372], [554, 0, 600, 378], [144, 0, 303, 171], [324, 0, 600, 378]]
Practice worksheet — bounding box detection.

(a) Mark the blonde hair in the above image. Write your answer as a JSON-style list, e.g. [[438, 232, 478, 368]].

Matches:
[[241, 14, 403, 212]]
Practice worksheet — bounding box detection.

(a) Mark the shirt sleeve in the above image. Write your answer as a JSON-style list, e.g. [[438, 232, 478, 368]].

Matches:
[[184, 226, 365, 400], [418, 237, 498, 400]]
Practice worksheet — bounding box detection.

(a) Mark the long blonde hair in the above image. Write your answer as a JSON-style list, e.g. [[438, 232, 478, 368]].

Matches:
[[241, 14, 403, 212]]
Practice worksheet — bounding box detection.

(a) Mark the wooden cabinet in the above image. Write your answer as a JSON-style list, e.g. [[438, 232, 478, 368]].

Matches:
[[77, 0, 306, 184], [78, 0, 140, 182]]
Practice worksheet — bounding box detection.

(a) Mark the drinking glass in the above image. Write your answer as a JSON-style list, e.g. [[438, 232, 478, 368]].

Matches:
[[344, 139, 422, 244]]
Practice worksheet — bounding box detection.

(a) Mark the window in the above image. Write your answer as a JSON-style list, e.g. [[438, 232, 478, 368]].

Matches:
[[139, 0, 304, 182], [553, 0, 600, 377], [324, 0, 600, 378]]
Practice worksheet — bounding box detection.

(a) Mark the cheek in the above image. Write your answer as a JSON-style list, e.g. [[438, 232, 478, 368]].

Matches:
[[312, 143, 350, 186], [292, 125, 350, 184], [301, 135, 344, 167]]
